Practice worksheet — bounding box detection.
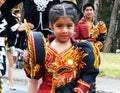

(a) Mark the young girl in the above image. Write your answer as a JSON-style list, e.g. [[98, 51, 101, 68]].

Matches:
[[23, 2, 99, 93]]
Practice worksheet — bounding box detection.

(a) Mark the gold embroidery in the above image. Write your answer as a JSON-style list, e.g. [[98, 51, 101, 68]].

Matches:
[[78, 79, 91, 88], [45, 46, 87, 92], [89, 21, 107, 39]]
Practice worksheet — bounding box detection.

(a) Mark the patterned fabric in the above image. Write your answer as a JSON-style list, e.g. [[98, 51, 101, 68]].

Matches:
[[1, 0, 60, 37], [34, 0, 53, 12], [0, 16, 7, 77], [75, 17, 107, 49], [44, 44, 86, 93], [0, 14, 21, 49], [0, 15, 7, 37], [24, 20, 46, 78], [0, 37, 6, 76], [75, 17, 107, 68], [24, 40, 99, 93], [75, 17, 107, 93]]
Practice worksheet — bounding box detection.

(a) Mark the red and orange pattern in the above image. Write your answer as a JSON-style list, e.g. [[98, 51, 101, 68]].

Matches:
[[45, 45, 87, 93]]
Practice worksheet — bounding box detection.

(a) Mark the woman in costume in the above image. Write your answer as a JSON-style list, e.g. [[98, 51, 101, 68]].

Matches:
[[75, 3, 107, 50], [0, 8, 21, 90], [23, 2, 99, 93], [74, 3, 107, 92]]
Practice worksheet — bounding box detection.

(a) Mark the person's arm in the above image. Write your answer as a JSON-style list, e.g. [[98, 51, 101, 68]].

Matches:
[[74, 41, 99, 93], [96, 21, 107, 49], [0, 0, 23, 31]]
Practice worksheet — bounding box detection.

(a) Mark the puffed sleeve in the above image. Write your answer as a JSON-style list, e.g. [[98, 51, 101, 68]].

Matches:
[[95, 21, 107, 49], [24, 62, 45, 80], [74, 40, 99, 93]]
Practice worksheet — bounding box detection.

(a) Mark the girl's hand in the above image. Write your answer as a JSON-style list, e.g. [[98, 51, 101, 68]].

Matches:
[[27, 22, 34, 29], [17, 22, 34, 32], [23, 50, 29, 63]]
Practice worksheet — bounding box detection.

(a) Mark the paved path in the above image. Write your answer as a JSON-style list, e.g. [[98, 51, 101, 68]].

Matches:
[[3, 79, 27, 93], [96, 77, 120, 93]]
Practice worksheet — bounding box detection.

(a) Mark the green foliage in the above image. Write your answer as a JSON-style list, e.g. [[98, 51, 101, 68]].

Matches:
[[98, 0, 119, 53], [76, 0, 82, 10], [98, 0, 114, 28]]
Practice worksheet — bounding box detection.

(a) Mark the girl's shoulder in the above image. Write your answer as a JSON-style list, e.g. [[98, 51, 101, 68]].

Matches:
[[74, 40, 93, 53]]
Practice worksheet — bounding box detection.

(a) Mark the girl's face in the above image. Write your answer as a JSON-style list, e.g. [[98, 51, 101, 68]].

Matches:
[[50, 17, 75, 43], [84, 6, 94, 19]]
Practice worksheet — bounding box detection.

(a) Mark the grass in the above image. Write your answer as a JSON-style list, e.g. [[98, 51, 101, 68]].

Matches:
[[98, 53, 120, 79]]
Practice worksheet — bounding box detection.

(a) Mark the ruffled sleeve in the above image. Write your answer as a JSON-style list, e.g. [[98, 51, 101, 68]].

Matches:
[[73, 40, 99, 93]]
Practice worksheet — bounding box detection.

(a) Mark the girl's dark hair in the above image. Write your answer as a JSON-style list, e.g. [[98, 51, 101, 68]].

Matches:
[[83, 3, 94, 12], [49, 2, 79, 24], [61, 1, 83, 19]]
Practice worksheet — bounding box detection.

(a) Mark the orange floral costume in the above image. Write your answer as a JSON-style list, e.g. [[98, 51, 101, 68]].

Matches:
[[24, 39, 99, 93]]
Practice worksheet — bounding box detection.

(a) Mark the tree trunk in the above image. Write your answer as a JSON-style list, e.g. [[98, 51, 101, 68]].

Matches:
[[99, 0, 103, 10], [82, 0, 89, 5], [117, 13, 120, 49], [117, 1, 120, 49], [103, 0, 119, 53], [94, 0, 100, 20]]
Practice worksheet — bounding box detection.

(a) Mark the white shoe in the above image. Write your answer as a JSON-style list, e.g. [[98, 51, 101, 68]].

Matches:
[[7, 81, 16, 90]]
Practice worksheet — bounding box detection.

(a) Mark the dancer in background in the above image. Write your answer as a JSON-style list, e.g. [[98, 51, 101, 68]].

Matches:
[[5, 8, 22, 90], [74, 3, 107, 92], [1, 1, 22, 89]]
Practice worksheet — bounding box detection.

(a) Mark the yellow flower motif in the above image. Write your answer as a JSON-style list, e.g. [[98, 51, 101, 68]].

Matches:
[[67, 59, 73, 65]]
